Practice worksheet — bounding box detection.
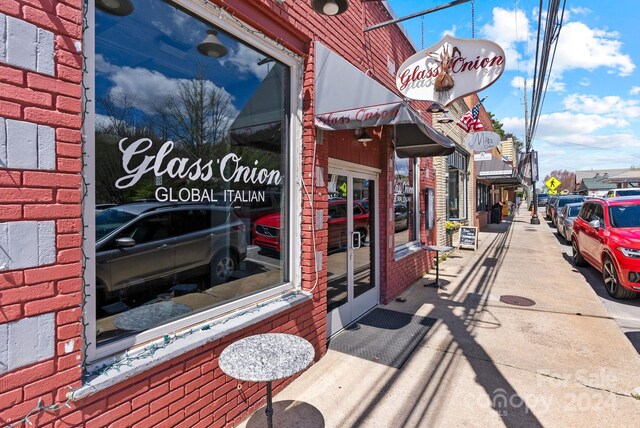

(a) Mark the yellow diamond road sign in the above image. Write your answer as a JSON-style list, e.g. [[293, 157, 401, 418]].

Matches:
[[545, 177, 560, 190]]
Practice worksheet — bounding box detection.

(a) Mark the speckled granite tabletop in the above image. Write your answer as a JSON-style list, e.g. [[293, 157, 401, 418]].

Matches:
[[219, 333, 315, 382]]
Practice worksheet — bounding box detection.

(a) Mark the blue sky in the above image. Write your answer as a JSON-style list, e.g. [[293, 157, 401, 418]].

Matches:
[[95, 0, 279, 127], [386, 0, 639, 180]]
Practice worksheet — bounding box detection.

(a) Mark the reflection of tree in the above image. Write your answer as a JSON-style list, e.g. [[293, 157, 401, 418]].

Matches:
[[164, 70, 233, 158], [95, 67, 286, 204], [98, 93, 139, 137]]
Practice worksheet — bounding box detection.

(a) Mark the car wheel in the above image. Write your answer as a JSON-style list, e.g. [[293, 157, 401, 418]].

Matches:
[[602, 256, 637, 299], [210, 251, 237, 284], [572, 240, 588, 267]]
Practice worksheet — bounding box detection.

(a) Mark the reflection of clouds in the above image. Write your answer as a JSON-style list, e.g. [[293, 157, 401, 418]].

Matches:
[[395, 155, 410, 177], [97, 56, 239, 121], [95, 113, 111, 129], [220, 44, 270, 80]]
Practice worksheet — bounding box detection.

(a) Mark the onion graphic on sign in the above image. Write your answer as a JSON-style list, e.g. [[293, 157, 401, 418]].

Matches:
[[396, 35, 506, 105], [465, 131, 502, 152]]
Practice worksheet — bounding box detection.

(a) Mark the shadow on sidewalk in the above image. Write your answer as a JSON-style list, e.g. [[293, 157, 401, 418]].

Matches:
[[350, 217, 545, 427]]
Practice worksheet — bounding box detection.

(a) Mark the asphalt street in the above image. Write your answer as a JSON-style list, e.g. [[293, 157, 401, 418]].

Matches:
[[541, 206, 640, 354]]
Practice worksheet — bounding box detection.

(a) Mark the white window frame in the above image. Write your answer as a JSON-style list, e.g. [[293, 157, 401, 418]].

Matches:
[[394, 157, 421, 253], [83, 0, 303, 362]]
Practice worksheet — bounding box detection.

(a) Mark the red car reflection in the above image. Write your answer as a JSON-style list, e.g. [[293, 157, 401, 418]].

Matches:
[[254, 200, 369, 253]]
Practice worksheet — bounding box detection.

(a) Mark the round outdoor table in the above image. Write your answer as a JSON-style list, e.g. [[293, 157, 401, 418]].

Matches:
[[422, 245, 454, 289], [219, 333, 315, 428]]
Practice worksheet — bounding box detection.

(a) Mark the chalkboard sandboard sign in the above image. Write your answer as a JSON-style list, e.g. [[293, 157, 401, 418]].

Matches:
[[459, 226, 478, 250]]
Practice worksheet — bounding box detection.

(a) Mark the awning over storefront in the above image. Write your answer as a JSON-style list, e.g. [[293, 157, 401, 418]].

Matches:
[[314, 42, 454, 158], [476, 157, 521, 185], [229, 66, 284, 151]]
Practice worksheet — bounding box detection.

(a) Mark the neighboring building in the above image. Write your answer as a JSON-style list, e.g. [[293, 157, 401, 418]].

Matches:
[[498, 137, 516, 163], [574, 168, 628, 188], [0, 1, 460, 426], [605, 169, 640, 188], [432, 98, 476, 246], [577, 177, 617, 196]]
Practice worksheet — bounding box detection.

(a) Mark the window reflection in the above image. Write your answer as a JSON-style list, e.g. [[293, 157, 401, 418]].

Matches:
[[94, 0, 290, 344], [394, 156, 417, 248]]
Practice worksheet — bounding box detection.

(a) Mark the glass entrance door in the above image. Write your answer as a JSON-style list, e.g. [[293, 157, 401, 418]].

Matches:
[[326, 168, 378, 337]]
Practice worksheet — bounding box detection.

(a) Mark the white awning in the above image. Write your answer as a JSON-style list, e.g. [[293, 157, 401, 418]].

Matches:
[[314, 42, 454, 158]]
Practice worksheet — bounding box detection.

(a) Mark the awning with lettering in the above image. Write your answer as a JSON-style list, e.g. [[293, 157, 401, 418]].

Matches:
[[314, 42, 454, 158], [476, 157, 521, 185]]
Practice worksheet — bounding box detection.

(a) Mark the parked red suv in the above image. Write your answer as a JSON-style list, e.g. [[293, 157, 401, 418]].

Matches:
[[571, 196, 640, 299], [253, 200, 369, 253]]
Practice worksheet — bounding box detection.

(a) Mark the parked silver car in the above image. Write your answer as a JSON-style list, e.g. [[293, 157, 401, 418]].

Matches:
[[557, 202, 583, 243], [95, 203, 247, 301]]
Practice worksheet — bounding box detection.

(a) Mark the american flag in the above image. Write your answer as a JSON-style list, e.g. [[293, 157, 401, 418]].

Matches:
[[456, 101, 484, 133]]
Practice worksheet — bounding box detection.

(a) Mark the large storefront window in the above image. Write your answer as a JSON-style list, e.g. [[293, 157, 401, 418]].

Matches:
[[448, 168, 460, 218], [447, 150, 468, 220], [394, 155, 419, 248], [477, 183, 491, 211], [91, 1, 291, 348]]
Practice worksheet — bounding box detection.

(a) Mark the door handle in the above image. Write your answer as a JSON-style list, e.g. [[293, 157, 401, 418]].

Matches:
[[157, 243, 170, 249], [352, 231, 361, 249]]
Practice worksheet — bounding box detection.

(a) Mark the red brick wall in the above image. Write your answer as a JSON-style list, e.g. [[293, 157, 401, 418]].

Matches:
[[0, 1, 431, 427]]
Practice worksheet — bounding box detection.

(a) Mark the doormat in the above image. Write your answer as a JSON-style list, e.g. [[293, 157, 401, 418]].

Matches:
[[328, 308, 437, 368]]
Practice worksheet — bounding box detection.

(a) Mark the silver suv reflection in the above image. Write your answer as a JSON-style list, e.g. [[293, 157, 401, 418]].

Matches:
[[95, 202, 247, 300]]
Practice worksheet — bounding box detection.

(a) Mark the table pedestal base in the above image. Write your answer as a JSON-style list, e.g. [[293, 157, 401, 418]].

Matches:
[[424, 249, 447, 290], [266, 381, 273, 428]]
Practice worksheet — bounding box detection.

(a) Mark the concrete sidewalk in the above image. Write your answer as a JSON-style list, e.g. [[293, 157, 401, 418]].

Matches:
[[239, 211, 640, 428]]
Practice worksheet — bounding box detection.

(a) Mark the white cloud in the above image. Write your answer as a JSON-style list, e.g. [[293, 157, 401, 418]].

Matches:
[[442, 25, 457, 37], [219, 44, 270, 80], [480, 7, 533, 72], [563, 94, 640, 119], [503, 111, 628, 139], [98, 57, 239, 121], [578, 78, 590, 87], [631, 86, 640, 96], [553, 22, 635, 76], [510, 76, 526, 90]]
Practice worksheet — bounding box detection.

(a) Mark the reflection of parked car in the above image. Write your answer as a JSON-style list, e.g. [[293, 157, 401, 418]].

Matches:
[[537, 194, 549, 206], [572, 197, 640, 299], [95, 203, 247, 300], [253, 200, 369, 253], [213, 190, 281, 240], [605, 188, 640, 198], [557, 202, 583, 243], [394, 203, 409, 232]]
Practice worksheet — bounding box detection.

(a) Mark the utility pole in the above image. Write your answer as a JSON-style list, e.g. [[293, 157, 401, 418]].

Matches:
[[523, 78, 540, 224]]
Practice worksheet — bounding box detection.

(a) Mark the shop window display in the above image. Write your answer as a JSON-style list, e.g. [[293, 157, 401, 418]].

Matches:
[[91, 0, 291, 347], [394, 156, 419, 248]]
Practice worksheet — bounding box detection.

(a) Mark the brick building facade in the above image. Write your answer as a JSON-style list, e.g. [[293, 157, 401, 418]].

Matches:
[[0, 1, 450, 426]]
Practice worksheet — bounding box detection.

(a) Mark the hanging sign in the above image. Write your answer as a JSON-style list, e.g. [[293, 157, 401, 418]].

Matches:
[[396, 35, 506, 105], [466, 131, 501, 151]]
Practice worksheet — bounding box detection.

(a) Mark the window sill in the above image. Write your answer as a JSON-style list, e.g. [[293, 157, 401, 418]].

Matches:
[[394, 242, 423, 261], [70, 290, 312, 401]]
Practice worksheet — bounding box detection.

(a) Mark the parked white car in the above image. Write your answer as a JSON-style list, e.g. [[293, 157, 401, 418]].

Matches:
[[605, 188, 640, 198]]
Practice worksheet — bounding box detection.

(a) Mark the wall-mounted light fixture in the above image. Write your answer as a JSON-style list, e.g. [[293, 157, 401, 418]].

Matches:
[[197, 29, 228, 58], [437, 111, 454, 124], [96, 0, 134, 16], [356, 128, 373, 146], [311, 0, 349, 16], [427, 102, 445, 113]]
